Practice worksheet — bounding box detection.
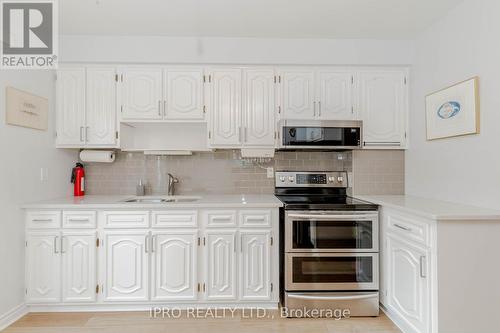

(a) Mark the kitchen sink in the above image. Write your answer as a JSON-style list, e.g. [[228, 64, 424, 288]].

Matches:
[[122, 196, 201, 203]]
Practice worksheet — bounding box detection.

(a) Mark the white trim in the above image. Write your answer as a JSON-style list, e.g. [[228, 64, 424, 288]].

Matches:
[[28, 302, 279, 313], [0, 303, 28, 331], [380, 304, 417, 333]]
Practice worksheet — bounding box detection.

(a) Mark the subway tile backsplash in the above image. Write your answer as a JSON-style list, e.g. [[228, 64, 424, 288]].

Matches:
[[84, 150, 404, 196]]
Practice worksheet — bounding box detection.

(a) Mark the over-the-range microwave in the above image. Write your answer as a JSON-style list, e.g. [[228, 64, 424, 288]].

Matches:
[[278, 120, 363, 150]]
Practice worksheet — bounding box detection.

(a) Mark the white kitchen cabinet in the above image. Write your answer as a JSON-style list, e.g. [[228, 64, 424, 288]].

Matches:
[[56, 68, 86, 146], [86, 68, 117, 146], [240, 230, 272, 301], [280, 69, 315, 120], [121, 68, 163, 120], [26, 232, 61, 303], [152, 231, 198, 301], [61, 232, 97, 303], [164, 68, 205, 120], [104, 231, 149, 302], [357, 70, 407, 148], [317, 70, 354, 120], [204, 230, 237, 300], [209, 68, 242, 147], [243, 69, 276, 147], [386, 233, 431, 333]]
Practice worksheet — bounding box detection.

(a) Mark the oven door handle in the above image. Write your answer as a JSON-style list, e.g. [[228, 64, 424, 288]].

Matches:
[[287, 293, 378, 301], [287, 214, 376, 220]]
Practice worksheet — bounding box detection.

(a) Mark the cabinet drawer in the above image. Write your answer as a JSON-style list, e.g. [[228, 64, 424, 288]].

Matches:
[[102, 211, 150, 228], [203, 210, 237, 227], [63, 211, 97, 228], [26, 211, 61, 229], [239, 210, 272, 227], [387, 212, 431, 247], [152, 211, 197, 228]]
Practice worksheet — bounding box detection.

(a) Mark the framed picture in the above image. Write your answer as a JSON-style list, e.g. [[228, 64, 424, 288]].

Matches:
[[5, 87, 49, 131], [425, 77, 480, 140]]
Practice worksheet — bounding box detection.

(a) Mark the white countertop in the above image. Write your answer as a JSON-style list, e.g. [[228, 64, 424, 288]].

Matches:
[[358, 195, 500, 221], [22, 194, 283, 209]]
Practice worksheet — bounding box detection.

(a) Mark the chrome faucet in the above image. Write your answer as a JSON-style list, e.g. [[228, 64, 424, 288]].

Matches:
[[167, 173, 179, 196]]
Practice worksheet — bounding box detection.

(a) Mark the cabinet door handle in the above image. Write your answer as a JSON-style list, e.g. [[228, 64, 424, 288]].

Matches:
[[151, 235, 156, 253], [54, 236, 59, 254], [163, 100, 167, 117], [158, 101, 162, 117], [318, 101, 321, 117], [145, 235, 149, 253], [364, 141, 402, 147], [79, 127, 84, 142], [420, 256, 427, 278], [244, 127, 248, 142], [85, 127, 89, 142], [234, 234, 236, 252], [313, 101, 316, 117], [238, 126, 242, 143], [61, 236, 66, 254], [393, 223, 412, 232]]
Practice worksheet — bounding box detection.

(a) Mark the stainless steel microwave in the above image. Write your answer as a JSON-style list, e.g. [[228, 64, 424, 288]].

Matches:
[[278, 120, 363, 150]]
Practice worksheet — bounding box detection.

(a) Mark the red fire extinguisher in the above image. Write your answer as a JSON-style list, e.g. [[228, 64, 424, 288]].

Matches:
[[71, 163, 85, 197]]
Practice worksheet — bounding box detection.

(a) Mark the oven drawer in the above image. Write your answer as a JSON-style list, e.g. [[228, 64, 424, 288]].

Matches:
[[284, 291, 379, 317], [285, 253, 379, 291], [285, 211, 379, 252]]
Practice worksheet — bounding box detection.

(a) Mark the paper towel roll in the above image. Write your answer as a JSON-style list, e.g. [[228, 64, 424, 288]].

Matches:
[[79, 150, 115, 163]]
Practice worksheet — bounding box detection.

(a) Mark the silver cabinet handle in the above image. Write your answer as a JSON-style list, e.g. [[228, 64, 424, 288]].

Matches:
[[54, 236, 59, 254], [145, 235, 149, 253], [288, 293, 378, 301], [163, 100, 167, 117], [79, 127, 84, 142], [85, 127, 89, 142], [313, 101, 316, 117], [234, 234, 236, 253], [32, 218, 53, 222], [244, 127, 248, 142], [151, 235, 156, 253], [238, 126, 242, 143], [420, 256, 427, 278], [318, 101, 321, 117], [393, 223, 412, 232], [364, 141, 401, 147], [158, 101, 162, 117], [61, 236, 66, 254]]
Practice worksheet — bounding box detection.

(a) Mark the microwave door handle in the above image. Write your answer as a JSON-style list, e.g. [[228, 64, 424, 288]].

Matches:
[[287, 293, 378, 301], [287, 214, 376, 220]]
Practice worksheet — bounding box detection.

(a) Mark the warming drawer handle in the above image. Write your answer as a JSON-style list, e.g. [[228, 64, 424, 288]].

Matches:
[[288, 293, 378, 301], [287, 214, 376, 220]]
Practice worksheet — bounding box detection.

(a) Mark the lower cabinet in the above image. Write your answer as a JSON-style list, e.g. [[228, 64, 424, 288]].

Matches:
[[152, 231, 198, 301], [26, 232, 61, 303], [25, 208, 278, 306], [104, 231, 149, 302], [204, 230, 237, 300]]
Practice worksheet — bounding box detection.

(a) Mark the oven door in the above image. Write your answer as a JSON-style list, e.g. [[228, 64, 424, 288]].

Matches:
[[285, 211, 379, 252], [285, 253, 379, 291]]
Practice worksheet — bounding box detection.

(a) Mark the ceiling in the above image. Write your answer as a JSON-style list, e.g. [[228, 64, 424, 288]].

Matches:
[[60, 0, 463, 39]]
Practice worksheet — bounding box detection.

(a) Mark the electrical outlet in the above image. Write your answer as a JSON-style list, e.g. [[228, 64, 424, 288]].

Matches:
[[267, 167, 274, 178]]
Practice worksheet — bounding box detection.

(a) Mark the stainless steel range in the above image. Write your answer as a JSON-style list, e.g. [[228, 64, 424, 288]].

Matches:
[[275, 171, 380, 317]]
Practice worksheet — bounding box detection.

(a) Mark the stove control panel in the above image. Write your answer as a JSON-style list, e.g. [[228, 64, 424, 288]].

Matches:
[[275, 171, 348, 188]]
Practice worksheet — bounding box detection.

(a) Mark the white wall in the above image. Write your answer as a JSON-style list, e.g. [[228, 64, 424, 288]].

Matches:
[[406, 0, 500, 209], [0, 71, 77, 319], [60, 36, 414, 65]]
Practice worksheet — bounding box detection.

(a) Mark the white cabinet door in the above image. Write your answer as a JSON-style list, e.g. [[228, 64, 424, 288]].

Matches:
[[121, 68, 163, 120], [281, 69, 315, 119], [164, 68, 204, 120], [152, 231, 198, 301], [209, 69, 242, 147], [387, 234, 430, 333], [317, 71, 354, 120], [86, 68, 117, 146], [62, 232, 97, 303], [243, 69, 276, 147], [26, 232, 61, 303], [204, 230, 237, 300], [56, 68, 85, 146], [358, 71, 407, 148], [104, 232, 149, 302], [240, 231, 271, 301]]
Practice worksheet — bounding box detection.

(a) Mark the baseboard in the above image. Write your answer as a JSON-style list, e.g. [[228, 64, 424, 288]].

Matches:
[[0, 303, 28, 331], [380, 304, 417, 333]]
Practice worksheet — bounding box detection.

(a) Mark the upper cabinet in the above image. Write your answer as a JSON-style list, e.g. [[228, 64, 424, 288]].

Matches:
[[208, 68, 276, 149], [357, 70, 408, 149], [121, 68, 163, 120], [281, 69, 315, 119], [317, 70, 354, 120], [56, 67, 118, 148], [164, 68, 205, 120]]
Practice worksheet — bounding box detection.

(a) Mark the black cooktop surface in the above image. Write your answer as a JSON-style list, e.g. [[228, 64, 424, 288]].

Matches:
[[275, 195, 378, 211]]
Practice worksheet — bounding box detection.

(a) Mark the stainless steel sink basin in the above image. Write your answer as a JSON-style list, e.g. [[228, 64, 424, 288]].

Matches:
[[122, 196, 201, 203]]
